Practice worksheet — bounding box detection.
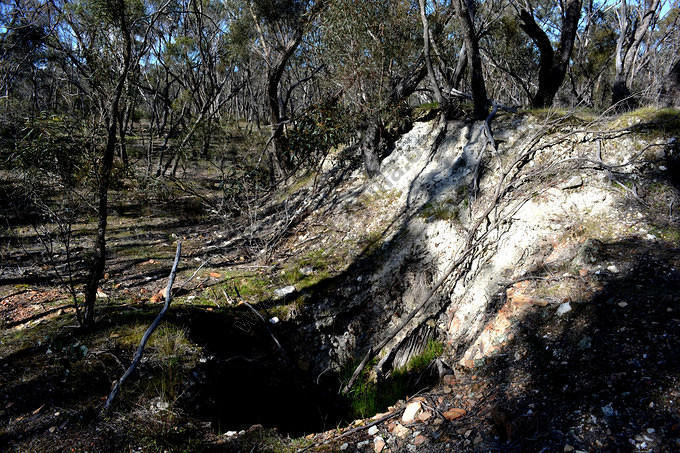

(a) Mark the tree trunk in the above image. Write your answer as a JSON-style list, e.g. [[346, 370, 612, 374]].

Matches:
[[360, 120, 381, 177], [266, 32, 302, 182], [419, 0, 444, 104], [82, 0, 132, 328], [454, 0, 488, 119], [355, 60, 428, 177], [612, 77, 633, 107], [451, 43, 467, 90], [257, 1, 327, 184], [519, 0, 582, 108], [389, 57, 427, 104], [661, 59, 680, 108], [83, 115, 118, 327], [612, 0, 660, 108]]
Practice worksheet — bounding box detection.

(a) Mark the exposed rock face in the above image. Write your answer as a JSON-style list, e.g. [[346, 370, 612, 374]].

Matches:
[[293, 111, 677, 380]]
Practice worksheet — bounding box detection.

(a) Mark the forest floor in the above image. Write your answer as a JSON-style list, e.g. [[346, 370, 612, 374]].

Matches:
[[1, 108, 680, 452]]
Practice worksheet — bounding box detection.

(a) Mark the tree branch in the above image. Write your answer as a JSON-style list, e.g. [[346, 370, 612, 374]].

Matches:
[[103, 242, 182, 412]]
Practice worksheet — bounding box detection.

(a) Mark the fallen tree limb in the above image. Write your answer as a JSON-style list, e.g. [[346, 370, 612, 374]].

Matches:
[[103, 241, 182, 412], [175, 259, 208, 293]]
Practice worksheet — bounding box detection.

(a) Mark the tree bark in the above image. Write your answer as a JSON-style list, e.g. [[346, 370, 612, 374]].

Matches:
[[82, 0, 133, 328], [519, 0, 582, 108], [266, 31, 302, 181], [419, 0, 444, 105], [454, 0, 488, 119], [451, 42, 467, 90], [612, 0, 660, 107], [661, 59, 680, 108], [359, 119, 381, 177]]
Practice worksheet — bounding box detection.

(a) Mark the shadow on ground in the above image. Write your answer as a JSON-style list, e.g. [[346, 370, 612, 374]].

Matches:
[[463, 237, 680, 452]]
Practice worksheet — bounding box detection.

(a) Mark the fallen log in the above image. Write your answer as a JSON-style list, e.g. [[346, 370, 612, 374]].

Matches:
[[103, 241, 182, 412]]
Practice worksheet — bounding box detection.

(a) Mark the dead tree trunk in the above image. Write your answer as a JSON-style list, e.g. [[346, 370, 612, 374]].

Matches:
[[519, 0, 582, 108], [451, 42, 467, 90], [419, 0, 444, 105]]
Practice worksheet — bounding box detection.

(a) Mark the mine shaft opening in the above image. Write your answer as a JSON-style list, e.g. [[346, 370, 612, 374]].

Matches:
[[176, 307, 439, 436]]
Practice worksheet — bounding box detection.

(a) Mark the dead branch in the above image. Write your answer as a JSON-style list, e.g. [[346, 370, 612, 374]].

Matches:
[[103, 241, 182, 412], [175, 259, 208, 293]]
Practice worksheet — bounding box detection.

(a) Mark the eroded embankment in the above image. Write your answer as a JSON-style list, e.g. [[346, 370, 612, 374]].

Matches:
[[3, 109, 679, 452], [284, 109, 680, 398]]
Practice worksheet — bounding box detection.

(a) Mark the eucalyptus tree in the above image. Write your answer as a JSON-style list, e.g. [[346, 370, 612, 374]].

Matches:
[[0, 1, 51, 116], [656, 5, 680, 106], [241, 0, 326, 181], [612, 0, 661, 107], [567, 1, 618, 108], [318, 0, 425, 173], [41, 0, 171, 327], [623, 1, 680, 105], [453, 0, 488, 118], [152, 0, 241, 176], [514, 0, 582, 108]]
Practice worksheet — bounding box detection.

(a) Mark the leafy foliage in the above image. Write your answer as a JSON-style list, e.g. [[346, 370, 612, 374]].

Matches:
[[286, 101, 355, 168]]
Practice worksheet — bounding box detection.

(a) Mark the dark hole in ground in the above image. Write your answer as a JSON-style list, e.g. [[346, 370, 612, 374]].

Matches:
[[171, 308, 349, 436], [0, 302, 437, 448], [174, 308, 437, 436]]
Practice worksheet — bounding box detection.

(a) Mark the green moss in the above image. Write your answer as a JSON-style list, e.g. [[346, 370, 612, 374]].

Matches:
[[280, 248, 332, 288], [209, 270, 275, 302], [414, 102, 440, 111], [419, 200, 459, 222], [412, 102, 441, 121], [522, 107, 597, 124], [113, 322, 148, 349], [609, 107, 680, 138], [343, 339, 444, 419]]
